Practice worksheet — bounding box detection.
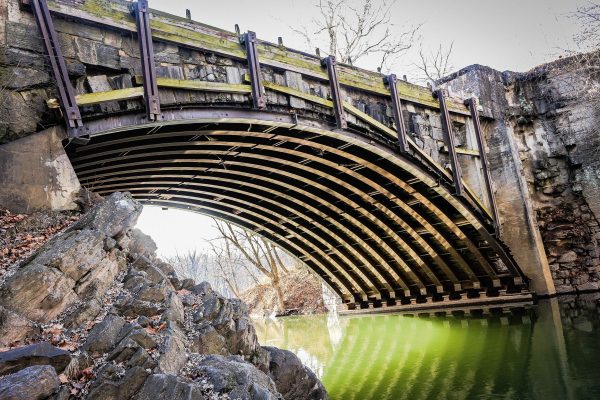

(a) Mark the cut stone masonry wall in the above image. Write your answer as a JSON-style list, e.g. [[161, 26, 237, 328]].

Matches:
[[441, 53, 600, 294]]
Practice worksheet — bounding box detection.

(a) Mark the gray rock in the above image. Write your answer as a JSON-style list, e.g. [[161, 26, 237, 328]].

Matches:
[[191, 325, 227, 355], [558, 251, 578, 263], [0, 306, 40, 347], [88, 364, 150, 400], [130, 257, 172, 286], [264, 346, 328, 400], [127, 328, 158, 350], [0, 342, 70, 376], [0, 263, 77, 322], [72, 192, 142, 239], [156, 326, 187, 374], [114, 293, 165, 318], [162, 292, 185, 325], [197, 355, 282, 400], [107, 338, 155, 370], [135, 282, 170, 303], [62, 298, 103, 329], [83, 314, 128, 355], [180, 278, 195, 290], [577, 281, 600, 292], [191, 281, 213, 295], [0, 365, 60, 400], [129, 229, 158, 258], [134, 373, 209, 400]]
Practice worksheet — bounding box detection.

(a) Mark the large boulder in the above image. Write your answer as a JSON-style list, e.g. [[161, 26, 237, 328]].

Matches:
[[134, 373, 213, 400], [0, 263, 78, 322], [128, 228, 158, 259], [0, 192, 141, 323], [0, 306, 40, 346], [82, 314, 128, 356], [156, 324, 187, 375], [0, 365, 60, 400], [192, 283, 267, 367], [264, 346, 328, 400], [0, 342, 70, 376], [197, 355, 282, 400], [71, 192, 142, 239]]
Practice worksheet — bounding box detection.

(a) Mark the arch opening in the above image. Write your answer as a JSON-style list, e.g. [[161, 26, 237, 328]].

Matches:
[[65, 112, 528, 309]]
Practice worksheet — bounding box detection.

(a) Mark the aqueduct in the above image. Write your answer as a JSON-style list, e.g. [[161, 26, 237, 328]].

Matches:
[[1, 0, 558, 309]]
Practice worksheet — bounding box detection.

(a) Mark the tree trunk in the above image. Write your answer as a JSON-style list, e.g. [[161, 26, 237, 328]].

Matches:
[[272, 275, 286, 314]]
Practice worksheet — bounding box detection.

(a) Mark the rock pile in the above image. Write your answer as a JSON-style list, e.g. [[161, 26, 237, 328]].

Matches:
[[0, 193, 327, 400]]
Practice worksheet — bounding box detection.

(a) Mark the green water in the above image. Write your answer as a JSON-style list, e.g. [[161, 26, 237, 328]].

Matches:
[[254, 296, 600, 400]]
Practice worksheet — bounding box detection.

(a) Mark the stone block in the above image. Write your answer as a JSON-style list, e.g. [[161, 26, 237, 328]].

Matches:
[[0, 342, 70, 376], [74, 37, 120, 70], [0, 128, 81, 211], [0, 365, 59, 400], [0, 66, 49, 90]]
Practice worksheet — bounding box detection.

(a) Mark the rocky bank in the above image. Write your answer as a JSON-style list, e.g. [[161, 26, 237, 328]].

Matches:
[[0, 192, 327, 400]]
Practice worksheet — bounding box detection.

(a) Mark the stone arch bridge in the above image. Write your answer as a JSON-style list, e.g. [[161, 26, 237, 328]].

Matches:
[[2, 0, 545, 309]]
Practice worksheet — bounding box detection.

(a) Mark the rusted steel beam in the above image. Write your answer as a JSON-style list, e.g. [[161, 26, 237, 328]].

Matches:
[[385, 74, 409, 153], [28, 0, 83, 137], [465, 97, 502, 237], [321, 56, 347, 129], [132, 0, 160, 121], [435, 88, 464, 197], [241, 31, 266, 109]]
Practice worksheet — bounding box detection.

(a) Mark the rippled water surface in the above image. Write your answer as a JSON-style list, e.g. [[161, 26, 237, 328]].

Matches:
[[254, 295, 600, 400]]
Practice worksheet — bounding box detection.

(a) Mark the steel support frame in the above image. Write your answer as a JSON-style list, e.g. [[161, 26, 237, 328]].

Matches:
[[322, 56, 347, 129], [242, 31, 266, 109], [133, 0, 160, 121], [385, 74, 409, 153], [435, 88, 464, 196], [29, 0, 83, 137], [465, 97, 502, 237]]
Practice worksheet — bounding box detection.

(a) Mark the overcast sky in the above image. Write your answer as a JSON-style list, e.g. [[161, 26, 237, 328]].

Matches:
[[138, 0, 589, 257]]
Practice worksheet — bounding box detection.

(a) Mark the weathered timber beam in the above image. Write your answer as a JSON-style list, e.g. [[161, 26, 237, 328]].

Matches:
[[47, 78, 252, 109], [440, 146, 481, 157], [134, 76, 252, 93], [40, 0, 470, 115], [47, 87, 144, 109]]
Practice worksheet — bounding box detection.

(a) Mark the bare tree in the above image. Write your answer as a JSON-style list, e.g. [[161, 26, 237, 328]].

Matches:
[[208, 234, 260, 299], [167, 250, 208, 281], [212, 219, 290, 313], [293, 0, 420, 71], [414, 42, 454, 84], [573, 2, 600, 50]]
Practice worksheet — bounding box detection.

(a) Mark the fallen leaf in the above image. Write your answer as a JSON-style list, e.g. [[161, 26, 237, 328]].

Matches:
[[58, 374, 69, 384], [80, 367, 94, 381]]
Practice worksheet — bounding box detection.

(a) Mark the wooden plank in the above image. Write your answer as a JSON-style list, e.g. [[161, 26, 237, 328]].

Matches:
[[244, 74, 332, 107], [46, 87, 144, 108], [440, 146, 481, 157], [134, 76, 252, 93]]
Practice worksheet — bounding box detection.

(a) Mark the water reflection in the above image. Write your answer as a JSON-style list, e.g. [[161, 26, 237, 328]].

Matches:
[[254, 294, 600, 400]]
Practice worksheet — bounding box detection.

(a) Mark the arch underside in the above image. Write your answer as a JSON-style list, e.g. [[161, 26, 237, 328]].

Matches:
[[66, 109, 527, 308]]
